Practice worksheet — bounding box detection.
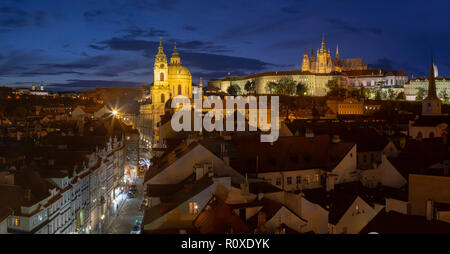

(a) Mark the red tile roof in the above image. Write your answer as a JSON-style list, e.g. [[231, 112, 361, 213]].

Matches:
[[193, 197, 250, 234], [224, 135, 354, 173], [360, 210, 450, 234]]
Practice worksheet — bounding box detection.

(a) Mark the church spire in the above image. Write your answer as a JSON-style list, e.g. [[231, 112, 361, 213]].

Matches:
[[170, 41, 181, 65], [321, 33, 326, 52], [155, 37, 167, 66], [336, 44, 339, 60], [427, 58, 438, 100]]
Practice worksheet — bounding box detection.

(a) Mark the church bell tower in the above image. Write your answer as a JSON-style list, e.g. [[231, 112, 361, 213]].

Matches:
[[154, 37, 169, 88], [422, 58, 442, 116]]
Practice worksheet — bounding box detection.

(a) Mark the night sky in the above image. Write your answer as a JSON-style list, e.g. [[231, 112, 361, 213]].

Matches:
[[1, 0, 449, 92]]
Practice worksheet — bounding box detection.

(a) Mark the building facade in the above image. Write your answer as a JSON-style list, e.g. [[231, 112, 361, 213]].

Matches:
[[405, 77, 450, 102], [138, 39, 193, 146]]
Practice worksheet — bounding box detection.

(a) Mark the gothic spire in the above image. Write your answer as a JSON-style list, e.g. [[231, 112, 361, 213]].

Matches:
[[426, 58, 438, 100], [321, 33, 326, 52], [336, 44, 339, 60]]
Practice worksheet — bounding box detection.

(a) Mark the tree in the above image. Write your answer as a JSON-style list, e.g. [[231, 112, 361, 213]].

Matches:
[[387, 88, 397, 100], [267, 78, 297, 96], [244, 80, 256, 95], [396, 91, 406, 100], [375, 90, 382, 100], [439, 89, 448, 103], [296, 82, 308, 96], [326, 79, 340, 96], [416, 87, 426, 101], [227, 84, 241, 96]]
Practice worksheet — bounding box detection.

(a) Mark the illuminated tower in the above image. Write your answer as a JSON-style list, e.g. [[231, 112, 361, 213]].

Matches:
[[422, 58, 442, 116], [336, 44, 339, 60], [301, 48, 310, 72], [154, 37, 169, 88]]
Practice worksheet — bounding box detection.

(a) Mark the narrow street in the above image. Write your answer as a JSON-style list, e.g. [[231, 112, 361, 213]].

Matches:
[[105, 178, 145, 234]]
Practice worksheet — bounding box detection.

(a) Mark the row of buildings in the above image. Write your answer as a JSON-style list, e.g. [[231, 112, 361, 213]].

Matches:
[[0, 99, 140, 234]]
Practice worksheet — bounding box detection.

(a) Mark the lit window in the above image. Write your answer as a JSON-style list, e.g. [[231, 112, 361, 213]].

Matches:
[[296, 176, 301, 184], [314, 174, 320, 183], [304, 175, 310, 184], [189, 202, 199, 215], [276, 177, 281, 186], [287, 177, 292, 185], [13, 217, 20, 227]]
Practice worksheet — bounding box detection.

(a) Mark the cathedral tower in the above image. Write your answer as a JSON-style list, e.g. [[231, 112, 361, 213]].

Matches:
[[336, 44, 339, 60], [301, 48, 310, 72]]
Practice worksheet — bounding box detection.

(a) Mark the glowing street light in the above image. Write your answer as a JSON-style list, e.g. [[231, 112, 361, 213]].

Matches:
[[112, 110, 118, 116]]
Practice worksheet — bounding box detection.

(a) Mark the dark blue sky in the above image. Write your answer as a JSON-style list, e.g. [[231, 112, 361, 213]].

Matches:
[[1, 0, 449, 92]]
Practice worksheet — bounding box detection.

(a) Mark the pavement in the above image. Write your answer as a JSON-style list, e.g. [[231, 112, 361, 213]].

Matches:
[[104, 178, 145, 234]]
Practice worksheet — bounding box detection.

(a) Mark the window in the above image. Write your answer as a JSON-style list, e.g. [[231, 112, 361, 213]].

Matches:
[[276, 177, 281, 186], [13, 217, 20, 227], [304, 175, 310, 184], [160, 72, 164, 81], [287, 177, 292, 185], [189, 202, 199, 215], [314, 174, 320, 183], [178, 85, 182, 95], [161, 94, 165, 103], [296, 176, 302, 184]]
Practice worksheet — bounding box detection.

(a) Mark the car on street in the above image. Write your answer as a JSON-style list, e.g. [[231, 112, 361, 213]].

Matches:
[[130, 225, 141, 234], [139, 199, 148, 211], [127, 192, 135, 199]]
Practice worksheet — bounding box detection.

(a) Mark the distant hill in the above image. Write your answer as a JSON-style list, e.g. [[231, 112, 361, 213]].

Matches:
[[80, 88, 142, 114]]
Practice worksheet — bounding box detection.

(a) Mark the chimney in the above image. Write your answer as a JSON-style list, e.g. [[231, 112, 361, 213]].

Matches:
[[332, 135, 341, 144], [426, 199, 434, 221], [221, 143, 230, 166], [306, 128, 314, 138], [400, 136, 407, 149], [24, 189, 31, 202], [326, 174, 336, 192], [257, 212, 267, 233]]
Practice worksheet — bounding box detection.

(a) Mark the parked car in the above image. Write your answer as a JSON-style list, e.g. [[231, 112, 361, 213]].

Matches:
[[139, 199, 148, 211], [127, 192, 135, 199], [130, 225, 141, 234]]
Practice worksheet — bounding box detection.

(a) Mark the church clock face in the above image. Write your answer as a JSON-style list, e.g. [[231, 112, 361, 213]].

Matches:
[[160, 64, 165, 68]]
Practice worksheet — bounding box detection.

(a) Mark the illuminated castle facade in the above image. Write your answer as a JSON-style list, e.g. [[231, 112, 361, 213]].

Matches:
[[302, 35, 367, 74]]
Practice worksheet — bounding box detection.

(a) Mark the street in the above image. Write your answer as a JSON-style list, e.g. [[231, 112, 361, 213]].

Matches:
[[104, 178, 145, 234]]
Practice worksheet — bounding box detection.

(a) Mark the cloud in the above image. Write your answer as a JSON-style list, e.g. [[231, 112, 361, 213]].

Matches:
[[327, 18, 382, 36], [83, 10, 103, 22], [0, 6, 47, 28], [89, 44, 108, 50], [184, 25, 197, 31], [119, 26, 168, 39], [48, 79, 143, 92]]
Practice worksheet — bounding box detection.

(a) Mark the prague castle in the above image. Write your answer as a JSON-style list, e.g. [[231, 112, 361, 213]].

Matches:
[[301, 35, 367, 73], [139, 39, 193, 145], [209, 35, 369, 96]]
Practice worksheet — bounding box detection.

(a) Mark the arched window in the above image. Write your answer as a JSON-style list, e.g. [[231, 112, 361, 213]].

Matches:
[[160, 72, 164, 82], [417, 131, 423, 139], [161, 94, 165, 103], [178, 85, 182, 95]]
